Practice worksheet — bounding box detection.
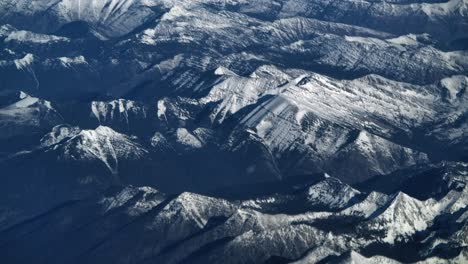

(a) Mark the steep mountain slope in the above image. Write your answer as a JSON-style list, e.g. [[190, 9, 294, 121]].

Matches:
[[0, 90, 62, 155], [0, 0, 467, 100], [0, 166, 466, 264], [0, 0, 467, 262], [0, 0, 161, 38], [0, 90, 61, 136], [0, 125, 152, 228], [197, 66, 465, 181]]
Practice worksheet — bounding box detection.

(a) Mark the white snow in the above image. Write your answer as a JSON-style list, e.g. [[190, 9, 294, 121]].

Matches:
[[341, 192, 391, 218], [363, 187, 468, 244], [0, 92, 60, 139], [14, 53, 34, 70], [5, 30, 68, 44], [341, 251, 401, 264], [160, 5, 188, 21], [156, 54, 184, 74], [58, 56, 87, 67], [440, 75, 468, 101], [157, 100, 167, 121], [306, 178, 361, 209], [99, 186, 164, 216], [91, 99, 145, 125], [387, 34, 420, 46], [200, 67, 285, 123], [345, 36, 388, 46], [6, 95, 39, 109], [100, 186, 140, 212], [421, 0, 465, 17], [176, 128, 203, 149], [40, 125, 81, 147], [214, 66, 236, 76], [59, 126, 147, 175], [290, 246, 338, 264]]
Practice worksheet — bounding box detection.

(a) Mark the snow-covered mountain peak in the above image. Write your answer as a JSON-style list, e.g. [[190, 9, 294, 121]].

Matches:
[[386, 34, 423, 46], [200, 66, 287, 123], [333, 251, 400, 264], [156, 192, 236, 229], [340, 191, 391, 218], [306, 177, 361, 210], [421, 0, 468, 17], [175, 128, 204, 149], [99, 185, 165, 215], [0, 0, 160, 37], [245, 69, 438, 133], [0, 91, 62, 140], [54, 126, 148, 174], [350, 131, 429, 168], [365, 191, 435, 243], [72, 126, 143, 149], [440, 75, 468, 102], [5, 29, 69, 44], [1, 91, 41, 109], [0, 0, 467, 262], [93, 125, 118, 135], [391, 191, 416, 206], [160, 5, 188, 21], [249, 65, 293, 81], [40, 124, 81, 147], [18, 91, 28, 99], [90, 99, 147, 125], [214, 66, 237, 76]]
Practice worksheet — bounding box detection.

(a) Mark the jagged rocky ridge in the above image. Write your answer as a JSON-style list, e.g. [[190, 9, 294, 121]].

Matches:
[[0, 162, 467, 263], [0, 0, 467, 263]]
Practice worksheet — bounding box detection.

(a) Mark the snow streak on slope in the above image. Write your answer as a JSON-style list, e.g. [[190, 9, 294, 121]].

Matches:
[[1, 165, 467, 263], [0, 0, 160, 37], [54, 126, 148, 175], [0, 91, 61, 140], [0, 1, 467, 263]]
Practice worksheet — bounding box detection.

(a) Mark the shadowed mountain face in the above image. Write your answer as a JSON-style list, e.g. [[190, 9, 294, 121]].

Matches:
[[1, 165, 467, 264], [0, 0, 467, 263]]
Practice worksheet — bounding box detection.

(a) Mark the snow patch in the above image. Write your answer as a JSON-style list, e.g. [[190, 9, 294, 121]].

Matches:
[[5, 30, 68, 44], [157, 100, 167, 121], [440, 75, 467, 101], [176, 128, 203, 148], [14, 54, 34, 70], [214, 66, 236, 76], [58, 56, 88, 67], [386, 34, 420, 46]]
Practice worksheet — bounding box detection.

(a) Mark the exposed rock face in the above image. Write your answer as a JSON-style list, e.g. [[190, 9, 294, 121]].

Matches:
[[1, 164, 467, 263], [0, 0, 467, 263]]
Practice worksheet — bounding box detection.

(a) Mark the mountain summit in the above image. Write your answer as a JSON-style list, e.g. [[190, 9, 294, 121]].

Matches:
[[0, 0, 467, 263]]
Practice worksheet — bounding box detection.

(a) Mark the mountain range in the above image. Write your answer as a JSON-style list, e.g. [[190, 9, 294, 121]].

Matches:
[[0, 0, 467, 263]]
